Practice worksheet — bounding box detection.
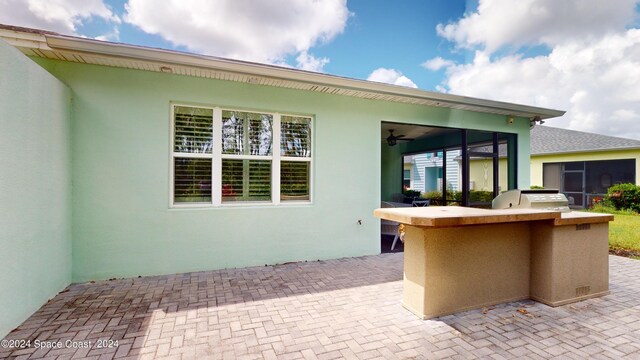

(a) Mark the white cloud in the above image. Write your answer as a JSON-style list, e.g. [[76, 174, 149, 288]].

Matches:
[[0, 0, 119, 35], [124, 0, 349, 68], [367, 68, 418, 88], [431, 0, 640, 140], [434, 30, 640, 140], [436, 0, 638, 52], [295, 51, 330, 73], [95, 26, 120, 42], [421, 57, 455, 71]]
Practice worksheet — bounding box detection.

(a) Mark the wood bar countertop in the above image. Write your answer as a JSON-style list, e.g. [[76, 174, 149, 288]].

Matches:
[[374, 206, 614, 228], [373, 206, 558, 227], [553, 211, 614, 225]]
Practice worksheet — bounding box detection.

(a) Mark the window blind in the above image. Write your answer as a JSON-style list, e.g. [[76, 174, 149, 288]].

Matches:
[[222, 111, 273, 155], [222, 159, 272, 202], [172, 105, 312, 206], [281, 116, 311, 157], [281, 161, 310, 201], [174, 158, 212, 203], [174, 106, 213, 154]]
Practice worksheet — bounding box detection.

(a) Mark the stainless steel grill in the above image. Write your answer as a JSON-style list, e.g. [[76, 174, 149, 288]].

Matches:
[[492, 189, 570, 213]]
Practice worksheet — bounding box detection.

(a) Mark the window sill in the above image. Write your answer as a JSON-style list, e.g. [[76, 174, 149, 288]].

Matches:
[[169, 201, 313, 210]]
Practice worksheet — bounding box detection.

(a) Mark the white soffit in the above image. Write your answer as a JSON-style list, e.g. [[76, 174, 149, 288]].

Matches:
[[0, 25, 565, 120]]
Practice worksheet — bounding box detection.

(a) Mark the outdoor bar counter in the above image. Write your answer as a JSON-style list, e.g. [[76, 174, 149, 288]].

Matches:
[[374, 206, 613, 319]]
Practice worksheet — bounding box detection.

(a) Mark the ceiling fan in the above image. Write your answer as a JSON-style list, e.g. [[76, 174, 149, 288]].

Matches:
[[386, 129, 415, 146]]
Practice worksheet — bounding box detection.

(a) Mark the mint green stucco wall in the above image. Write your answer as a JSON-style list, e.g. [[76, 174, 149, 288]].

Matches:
[[0, 41, 72, 337], [381, 145, 404, 200], [34, 58, 532, 283]]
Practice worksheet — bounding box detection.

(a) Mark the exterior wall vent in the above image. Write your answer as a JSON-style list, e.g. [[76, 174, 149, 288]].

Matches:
[[576, 286, 591, 297]]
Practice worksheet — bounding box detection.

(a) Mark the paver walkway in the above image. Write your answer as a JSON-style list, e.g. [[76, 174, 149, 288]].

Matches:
[[2, 254, 640, 359]]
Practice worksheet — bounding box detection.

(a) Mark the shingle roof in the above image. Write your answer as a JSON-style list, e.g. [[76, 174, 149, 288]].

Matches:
[[531, 125, 640, 155]]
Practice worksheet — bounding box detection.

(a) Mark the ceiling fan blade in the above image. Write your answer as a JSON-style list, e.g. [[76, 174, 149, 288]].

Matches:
[[385, 129, 415, 145]]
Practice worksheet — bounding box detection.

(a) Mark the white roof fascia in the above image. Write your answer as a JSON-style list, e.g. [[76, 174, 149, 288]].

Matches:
[[0, 27, 51, 50], [45, 35, 565, 119], [0, 26, 565, 120]]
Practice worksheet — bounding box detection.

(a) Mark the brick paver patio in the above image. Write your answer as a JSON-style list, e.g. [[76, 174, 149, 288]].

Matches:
[[2, 254, 640, 359]]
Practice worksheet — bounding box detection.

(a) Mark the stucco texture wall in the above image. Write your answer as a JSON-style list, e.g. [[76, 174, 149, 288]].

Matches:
[[0, 40, 72, 337], [35, 58, 532, 283], [531, 150, 640, 187]]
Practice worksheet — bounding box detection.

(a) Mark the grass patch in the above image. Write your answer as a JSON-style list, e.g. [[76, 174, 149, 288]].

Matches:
[[609, 213, 640, 256], [584, 207, 640, 259], [588, 203, 638, 215]]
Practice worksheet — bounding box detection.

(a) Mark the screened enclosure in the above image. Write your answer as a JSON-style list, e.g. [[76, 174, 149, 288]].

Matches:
[[382, 123, 518, 208], [543, 159, 636, 208]]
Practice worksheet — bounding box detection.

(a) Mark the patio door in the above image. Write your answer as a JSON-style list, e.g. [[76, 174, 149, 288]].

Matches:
[[562, 162, 585, 208]]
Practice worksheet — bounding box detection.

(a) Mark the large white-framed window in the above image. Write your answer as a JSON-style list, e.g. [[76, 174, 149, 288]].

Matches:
[[170, 103, 312, 207]]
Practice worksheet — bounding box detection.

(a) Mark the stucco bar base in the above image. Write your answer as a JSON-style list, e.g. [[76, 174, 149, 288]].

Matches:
[[402, 223, 532, 319], [401, 220, 610, 319], [530, 222, 610, 307]]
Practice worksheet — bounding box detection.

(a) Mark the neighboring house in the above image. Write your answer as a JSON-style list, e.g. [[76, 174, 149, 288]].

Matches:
[[408, 149, 508, 195], [0, 24, 564, 337], [409, 141, 513, 197], [403, 150, 460, 193], [530, 125, 640, 208]]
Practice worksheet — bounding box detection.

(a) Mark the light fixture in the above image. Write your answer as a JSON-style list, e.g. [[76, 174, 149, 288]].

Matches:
[[507, 115, 514, 124], [530, 116, 545, 128]]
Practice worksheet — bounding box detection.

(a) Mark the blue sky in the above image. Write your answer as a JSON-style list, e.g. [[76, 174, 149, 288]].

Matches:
[[2, 0, 640, 139], [66, 0, 472, 90], [293, 0, 470, 89]]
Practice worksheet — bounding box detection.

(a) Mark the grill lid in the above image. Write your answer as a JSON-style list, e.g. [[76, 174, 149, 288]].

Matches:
[[492, 189, 570, 213]]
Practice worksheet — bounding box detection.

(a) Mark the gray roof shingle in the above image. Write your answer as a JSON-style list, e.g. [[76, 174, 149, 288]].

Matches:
[[530, 125, 640, 155]]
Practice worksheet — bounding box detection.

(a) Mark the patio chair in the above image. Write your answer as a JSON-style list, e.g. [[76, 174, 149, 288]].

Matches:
[[381, 201, 402, 251], [390, 193, 404, 203], [412, 199, 431, 207], [387, 200, 431, 250], [391, 224, 406, 251]]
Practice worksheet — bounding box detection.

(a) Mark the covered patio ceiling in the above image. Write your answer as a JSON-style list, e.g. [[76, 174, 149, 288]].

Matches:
[[381, 122, 461, 144]]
